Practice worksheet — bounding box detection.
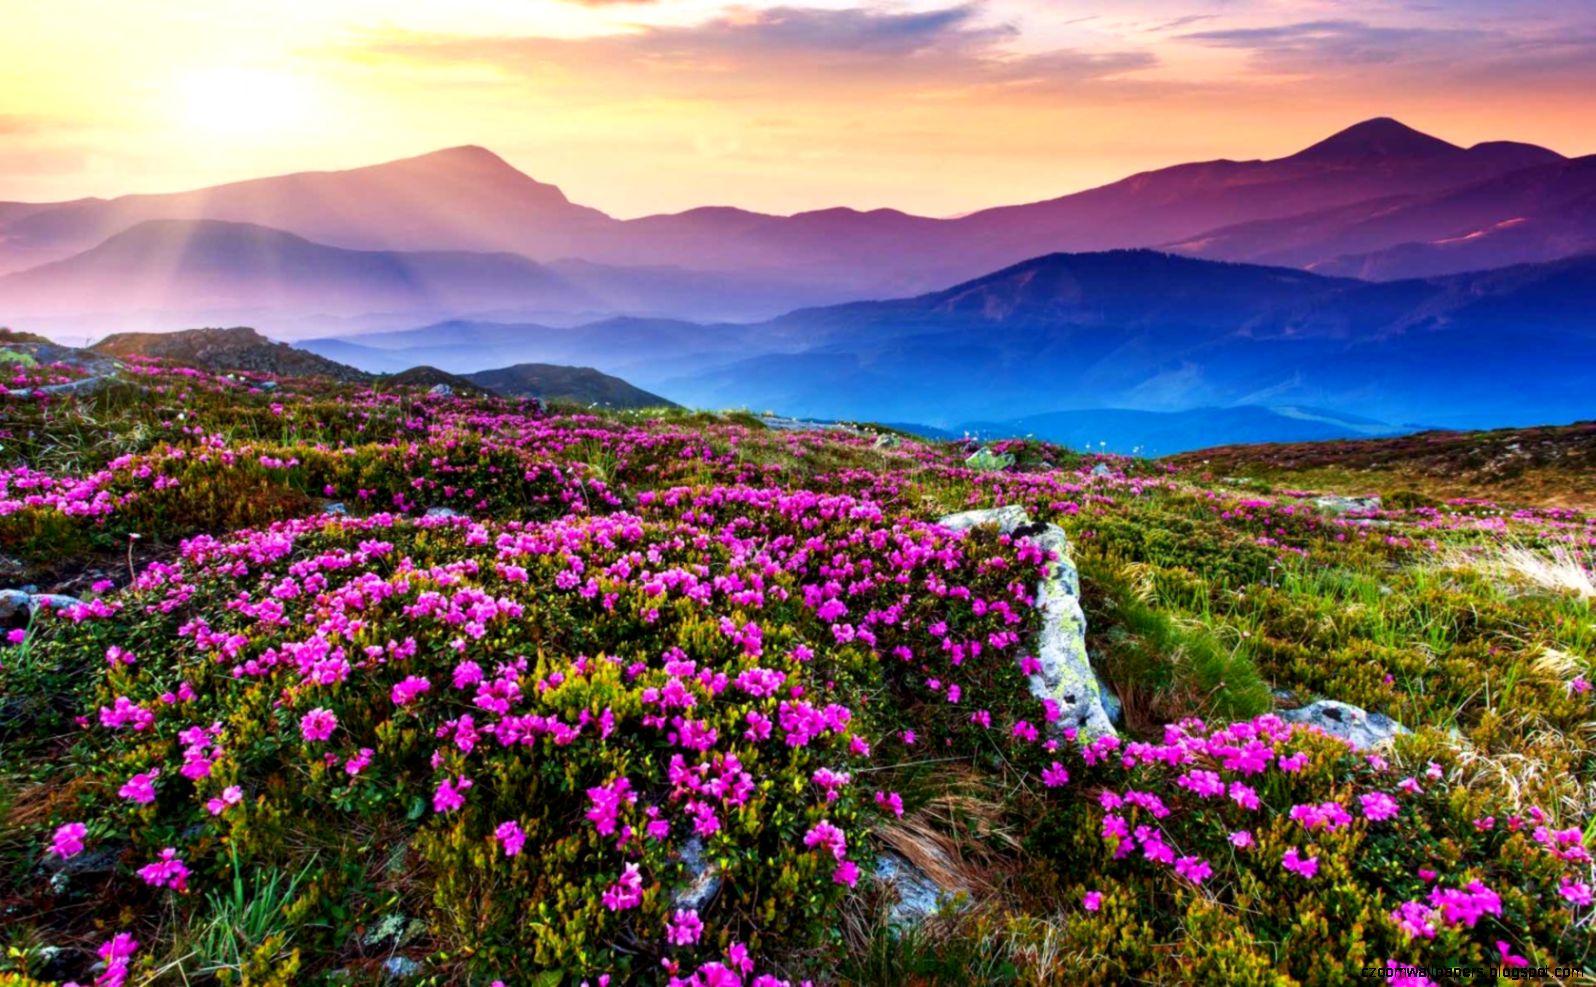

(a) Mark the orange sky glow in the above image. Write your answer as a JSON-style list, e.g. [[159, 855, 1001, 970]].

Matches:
[[3, 0, 1593, 217]]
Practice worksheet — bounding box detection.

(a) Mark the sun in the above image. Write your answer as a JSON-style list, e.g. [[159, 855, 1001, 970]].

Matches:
[[173, 67, 315, 138]]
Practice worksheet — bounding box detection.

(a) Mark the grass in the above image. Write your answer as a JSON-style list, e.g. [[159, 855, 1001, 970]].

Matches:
[[0, 353, 1593, 984]]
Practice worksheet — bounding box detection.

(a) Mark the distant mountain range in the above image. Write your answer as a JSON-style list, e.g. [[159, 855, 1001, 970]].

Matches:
[[302, 248, 1596, 433], [87, 327, 671, 409], [4, 115, 1592, 450], [1, 117, 1592, 335]]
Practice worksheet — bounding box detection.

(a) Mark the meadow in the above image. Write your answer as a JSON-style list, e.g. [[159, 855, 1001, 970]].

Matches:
[[0, 355, 1591, 985]]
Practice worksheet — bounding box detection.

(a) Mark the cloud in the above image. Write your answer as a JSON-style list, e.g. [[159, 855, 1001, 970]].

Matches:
[[353, 4, 1157, 100], [1179, 16, 1596, 87]]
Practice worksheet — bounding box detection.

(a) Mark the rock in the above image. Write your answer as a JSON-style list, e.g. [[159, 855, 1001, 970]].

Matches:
[[33, 376, 114, 397], [258, 380, 279, 392], [873, 433, 901, 449], [963, 447, 1014, 471], [322, 502, 349, 516], [423, 506, 460, 519], [874, 852, 953, 926], [382, 956, 423, 980], [428, 384, 453, 397], [672, 836, 721, 911], [1100, 688, 1123, 726], [936, 507, 1115, 738], [1090, 463, 1113, 477], [1280, 699, 1409, 750], [1312, 494, 1382, 514], [0, 588, 81, 620]]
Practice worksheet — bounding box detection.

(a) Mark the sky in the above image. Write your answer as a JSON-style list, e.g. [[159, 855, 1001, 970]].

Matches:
[[2, 0, 1593, 218]]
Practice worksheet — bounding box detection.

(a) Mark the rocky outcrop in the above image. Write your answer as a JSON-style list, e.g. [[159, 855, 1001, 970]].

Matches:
[[1280, 699, 1409, 750], [937, 506, 1115, 738], [0, 588, 82, 621], [1312, 494, 1382, 514]]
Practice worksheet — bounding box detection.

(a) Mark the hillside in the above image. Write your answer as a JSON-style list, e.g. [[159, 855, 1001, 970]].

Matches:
[[0, 350, 1591, 984], [465, 362, 677, 408], [1170, 419, 1596, 509], [90, 326, 370, 382]]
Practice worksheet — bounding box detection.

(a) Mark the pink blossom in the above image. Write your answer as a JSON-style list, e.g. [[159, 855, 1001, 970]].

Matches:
[[832, 859, 860, 887], [1360, 792, 1400, 822], [1083, 891, 1102, 911], [1041, 762, 1070, 788], [1281, 846, 1319, 879], [205, 786, 243, 815], [299, 707, 337, 742], [666, 908, 704, 946], [49, 822, 87, 858], [603, 862, 644, 911], [495, 820, 526, 857], [433, 775, 473, 813], [118, 768, 160, 804], [137, 847, 191, 892]]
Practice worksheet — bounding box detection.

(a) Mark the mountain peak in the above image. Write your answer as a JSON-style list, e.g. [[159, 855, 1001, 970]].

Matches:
[[1289, 117, 1462, 162]]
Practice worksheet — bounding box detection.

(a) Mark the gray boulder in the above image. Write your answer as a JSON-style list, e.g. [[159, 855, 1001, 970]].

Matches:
[[937, 506, 1114, 738], [0, 588, 82, 620], [874, 852, 954, 927], [1313, 494, 1382, 514], [428, 384, 453, 397], [963, 447, 1014, 471], [1280, 699, 1409, 750], [423, 506, 460, 519], [671, 836, 722, 912]]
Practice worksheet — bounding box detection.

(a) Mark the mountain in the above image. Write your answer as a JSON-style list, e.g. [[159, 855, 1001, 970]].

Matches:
[[1168, 154, 1596, 278], [645, 250, 1596, 430], [0, 219, 594, 323], [90, 326, 371, 382], [0, 146, 612, 275], [464, 363, 676, 409], [1, 118, 1585, 325], [959, 405, 1417, 457]]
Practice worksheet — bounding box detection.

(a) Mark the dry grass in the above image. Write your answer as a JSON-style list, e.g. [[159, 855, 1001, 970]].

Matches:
[[1444, 544, 1595, 600]]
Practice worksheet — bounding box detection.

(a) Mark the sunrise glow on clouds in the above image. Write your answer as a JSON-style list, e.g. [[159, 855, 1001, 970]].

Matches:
[[2, 0, 1593, 216]]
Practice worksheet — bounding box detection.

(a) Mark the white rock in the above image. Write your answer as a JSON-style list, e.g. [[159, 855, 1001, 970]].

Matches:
[[1280, 699, 1409, 750], [936, 507, 1115, 738], [874, 852, 953, 926]]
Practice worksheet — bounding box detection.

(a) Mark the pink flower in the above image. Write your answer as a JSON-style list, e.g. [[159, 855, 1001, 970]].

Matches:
[[137, 847, 190, 892], [833, 859, 860, 887], [1083, 891, 1102, 912], [603, 863, 644, 911], [1282, 846, 1319, 879], [345, 747, 374, 776], [495, 820, 526, 857], [666, 908, 704, 946], [1041, 762, 1070, 788], [873, 790, 905, 817], [1560, 877, 1592, 907], [1496, 941, 1529, 968], [803, 820, 848, 861], [49, 822, 87, 858], [118, 768, 160, 804], [299, 707, 337, 742], [205, 786, 243, 815], [1360, 792, 1400, 822], [1277, 752, 1309, 773], [391, 675, 432, 706], [1229, 830, 1255, 849], [1174, 855, 1212, 884], [433, 775, 473, 813]]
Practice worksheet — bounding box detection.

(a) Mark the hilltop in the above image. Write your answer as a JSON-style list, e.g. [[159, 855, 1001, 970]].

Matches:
[[0, 347, 1591, 985]]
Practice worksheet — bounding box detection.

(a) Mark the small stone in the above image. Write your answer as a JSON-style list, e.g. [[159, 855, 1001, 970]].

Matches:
[[963, 447, 1015, 471], [1090, 463, 1113, 477], [382, 956, 423, 980], [874, 852, 954, 927], [427, 384, 453, 397], [672, 836, 722, 911], [322, 502, 349, 516], [423, 506, 460, 518], [1280, 699, 1409, 750], [1312, 494, 1382, 515]]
